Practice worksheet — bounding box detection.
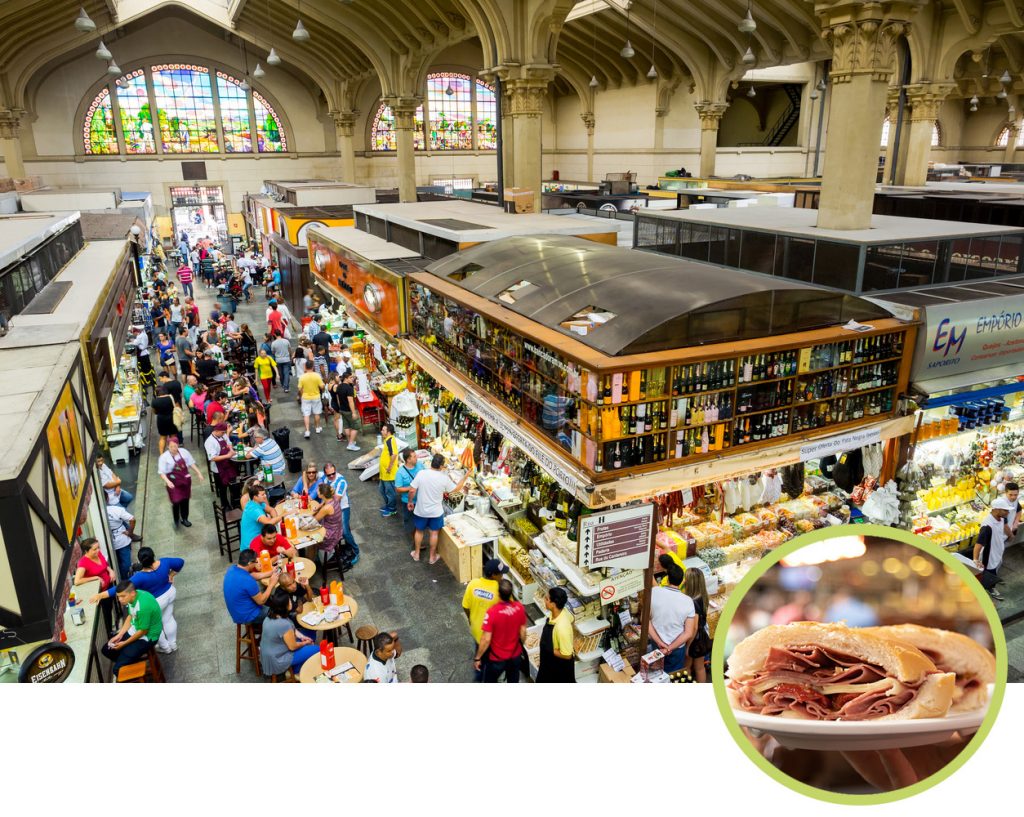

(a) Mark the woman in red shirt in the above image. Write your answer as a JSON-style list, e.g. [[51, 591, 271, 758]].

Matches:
[[74, 537, 116, 590]]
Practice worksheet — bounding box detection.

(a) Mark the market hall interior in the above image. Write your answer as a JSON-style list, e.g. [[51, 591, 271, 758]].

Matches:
[[0, 0, 1023, 686]]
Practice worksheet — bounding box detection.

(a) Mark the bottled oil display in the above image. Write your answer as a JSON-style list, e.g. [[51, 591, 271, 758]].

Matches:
[[410, 282, 910, 478]]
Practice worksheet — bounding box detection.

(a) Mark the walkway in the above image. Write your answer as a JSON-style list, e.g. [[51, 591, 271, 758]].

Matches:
[[131, 276, 477, 682]]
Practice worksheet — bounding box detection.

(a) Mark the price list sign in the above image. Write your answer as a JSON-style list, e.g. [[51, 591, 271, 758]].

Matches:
[[579, 504, 655, 570]]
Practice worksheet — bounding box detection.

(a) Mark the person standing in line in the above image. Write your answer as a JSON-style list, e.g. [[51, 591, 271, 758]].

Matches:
[[476, 579, 528, 683], [407, 453, 469, 563], [260, 589, 318, 678], [223, 550, 279, 628], [648, 564, 697, 675], [363, 631, 403, 683], [463, 559, 504, 679], [91, 547, 183, 654], [536, 587, 575, 683], [394, 450, 423, 535], [975, 498, 1014, 601], [271, 331, 292, 393], [253, 347, 278, 404], [204, 422, 238, 508], [157, 437, 204, 528], [101, 581, 163, 672], [329, 370, 361, 450], [96, 454, 133, 508], [107, 498, 139, 580], [378, 423, 401, 519], [297, 364, 325, 439]]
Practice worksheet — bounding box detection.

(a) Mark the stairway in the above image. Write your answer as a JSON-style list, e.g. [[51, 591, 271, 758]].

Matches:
[[765, 84, 802, 146]]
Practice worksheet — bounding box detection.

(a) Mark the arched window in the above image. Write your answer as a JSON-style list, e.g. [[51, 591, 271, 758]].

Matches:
[[880, 116, 941, 148], [996, 126, 1024, 147], [81, 63, 288, 155], [370, 72, 497, 152]]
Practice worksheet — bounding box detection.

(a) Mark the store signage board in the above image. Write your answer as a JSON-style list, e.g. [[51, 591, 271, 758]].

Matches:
[[580, 504, 655, 570], [17, 642, 75, 684], [912, 296, 1024, 383], [799, 427, 881, 463], [463, 392, 584, 494], [598, 570, 645, 603]]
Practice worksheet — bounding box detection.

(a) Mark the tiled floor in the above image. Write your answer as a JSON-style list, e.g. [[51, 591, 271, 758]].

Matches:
[[126, 279, 479, 683]]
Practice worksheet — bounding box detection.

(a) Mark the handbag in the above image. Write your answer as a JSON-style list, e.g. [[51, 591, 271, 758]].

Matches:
[[172, 404, 184, 428], [688, 599, 712, 658]]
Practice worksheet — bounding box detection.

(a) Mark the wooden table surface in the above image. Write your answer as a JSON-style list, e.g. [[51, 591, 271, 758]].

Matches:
[[297, 597, 359, 633], [298, 647, 367, 684], [261, 556, 316, 585]]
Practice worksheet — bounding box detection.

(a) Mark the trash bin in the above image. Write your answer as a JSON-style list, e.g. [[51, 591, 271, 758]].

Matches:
[[273, 427, 290, 450], [284, 447, 304, 474]]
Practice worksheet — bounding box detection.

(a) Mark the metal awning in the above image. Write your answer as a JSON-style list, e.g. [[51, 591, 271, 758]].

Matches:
[[424, 235, 893, 356]]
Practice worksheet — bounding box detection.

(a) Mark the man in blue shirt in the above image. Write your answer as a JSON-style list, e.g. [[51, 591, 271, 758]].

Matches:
[[245, 428, 286, 477], [394, 450, 423, 533], [310, 461, 359, 566], [240, 484, 284, 550], [223, 550, 278, 626]]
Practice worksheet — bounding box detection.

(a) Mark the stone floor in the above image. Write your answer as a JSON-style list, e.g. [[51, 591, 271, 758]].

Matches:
[[127, 280, 478, 683]]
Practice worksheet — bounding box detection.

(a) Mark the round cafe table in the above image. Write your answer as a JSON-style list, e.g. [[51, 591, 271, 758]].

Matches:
[[261, 556, 316, 585], [297, 597, 359, 645], [299, 647, 368, 684], [277, 501, 327, 550]]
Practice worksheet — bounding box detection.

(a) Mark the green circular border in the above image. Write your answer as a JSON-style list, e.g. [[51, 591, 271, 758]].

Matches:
[[710, 523, 1008, 805]]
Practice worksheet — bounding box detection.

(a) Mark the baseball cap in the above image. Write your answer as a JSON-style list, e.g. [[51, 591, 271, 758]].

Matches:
[[992, 497, 1015, 511], [483, 558, 508, 577]]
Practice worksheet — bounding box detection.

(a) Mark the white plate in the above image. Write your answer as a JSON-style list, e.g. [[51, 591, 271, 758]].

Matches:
[[733, 696, 990, 751]]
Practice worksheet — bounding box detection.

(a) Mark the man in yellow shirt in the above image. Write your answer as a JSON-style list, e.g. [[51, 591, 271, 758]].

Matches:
[[297, 368, 325, 439], [378, 422, 400, 517], [537, 586, 575, 683], [462, 559, 505, 680]]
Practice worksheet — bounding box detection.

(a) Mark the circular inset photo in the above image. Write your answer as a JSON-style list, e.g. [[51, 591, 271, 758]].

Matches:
[[712, 524, 1006, 804]]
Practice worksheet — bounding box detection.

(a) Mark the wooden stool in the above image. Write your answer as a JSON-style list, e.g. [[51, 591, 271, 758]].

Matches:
[[235, 622, 260, 675], [356, 625, 378, 657], [268, 668, 297, 683], [116, 648, 165, 683]]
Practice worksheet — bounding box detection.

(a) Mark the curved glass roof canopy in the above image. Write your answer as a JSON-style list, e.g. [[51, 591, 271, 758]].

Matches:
[[424, 236, 894, 356]]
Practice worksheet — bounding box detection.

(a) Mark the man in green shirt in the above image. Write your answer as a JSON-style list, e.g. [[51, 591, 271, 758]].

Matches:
[[101, 581, 163, 672]]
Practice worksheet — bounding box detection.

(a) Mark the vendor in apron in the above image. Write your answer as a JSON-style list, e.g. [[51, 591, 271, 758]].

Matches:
[[158, 438, 204, 528], [204, 422, 238, 508], [536, 587, 575, 683]]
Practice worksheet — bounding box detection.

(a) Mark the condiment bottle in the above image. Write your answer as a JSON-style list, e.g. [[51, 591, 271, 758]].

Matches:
[[320, 584, 330, 606], [300, 491, 309, 510], [286, 560, 296, 579], [319, 639, 335, 671]]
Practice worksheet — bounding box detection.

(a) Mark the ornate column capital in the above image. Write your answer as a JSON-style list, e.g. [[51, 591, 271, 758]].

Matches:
[[694, 101, 729, 130], [0, 107, 26, 139], [382, 96, 422, 130], [331, 110, 359, 138], [904, 82, 956, 122], [493, 64, 556, 118], [580, 111, 595, 134], [813, 1, 926, 84]]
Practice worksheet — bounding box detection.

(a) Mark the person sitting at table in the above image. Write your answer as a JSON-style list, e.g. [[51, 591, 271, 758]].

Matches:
[[291, 461, 320, 499], [364, 631, 403, 683], [204, 388, 226, 426], [195, 349, 222, 382], [240, 483, 285, 549], [311, 483, 343, 573], [249, 523, 297, 560], [101, 581, 164, 673], [223, 550, 278, 629], [189, 381, 208, 413], [183, 374, 199, 407], [311, 462, 359, 568], [246, 427, 286, 480], [260, 589, 318, 679]]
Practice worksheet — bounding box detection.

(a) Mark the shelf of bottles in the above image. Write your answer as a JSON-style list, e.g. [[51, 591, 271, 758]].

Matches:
[[410, 282, 907, 478]]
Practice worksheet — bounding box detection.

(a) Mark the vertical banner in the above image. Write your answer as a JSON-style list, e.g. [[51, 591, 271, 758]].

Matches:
[[46, 383, 86, 541]]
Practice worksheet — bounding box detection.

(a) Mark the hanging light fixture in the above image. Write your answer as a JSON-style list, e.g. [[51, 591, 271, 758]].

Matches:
[[998, 87, 1008, 99], [95, 40, 112, 61], [445, 83, 455, 97], [267, 48, 281, 66], [738, 3, 757, 34], [589, 15, 599, 91], [646, 1, 659, 81], [107, 60, 122, 77], [1009, 105, 1017, 117], [816, 78, 827, 92], [74, 6, 96, 32], [1000, 69, 1012, 85], [742, 47, 756, 65], [970, 103, 979, 112], [747, 85, 756, 98], [620, 3, 634, 58], [292, 19, 310, 41], [589, 75, 599, 88], [647, 65, 658, 80], [810, 87, 819, 100], [240, 77, 250, 92], [253, 63, 265, 79], [970, 94, 980, 105]]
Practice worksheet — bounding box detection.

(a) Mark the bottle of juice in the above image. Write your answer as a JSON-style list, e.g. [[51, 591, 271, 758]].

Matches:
[[259, 549, 272, 573], [336, 581, 344, 605]]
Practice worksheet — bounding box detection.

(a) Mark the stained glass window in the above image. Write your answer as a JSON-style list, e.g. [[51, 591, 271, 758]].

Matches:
[[216, 72, 252, 153], [82, 64, 289, 155], [151, 64, 218, 153], [84, 88, 118, 155], [115, 70, 156, 154], [475, 81, 497, 150], [253, 90, 287, 152], [996, 126, 1024, 147], [371, 104, 425, 151], [427, 73, 473, 150]]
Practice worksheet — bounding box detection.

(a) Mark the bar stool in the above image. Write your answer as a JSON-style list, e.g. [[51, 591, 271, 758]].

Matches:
[[189, 406, 205, 443], [116, 648, 166, 683], [355, 625, 378, 658], [235, 622, 261, 675], [214, 502, 242, 561]]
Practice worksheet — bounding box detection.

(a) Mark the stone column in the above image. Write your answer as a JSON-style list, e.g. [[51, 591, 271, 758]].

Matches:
[[581, 112, 595, 182], [0, 108, 27, 180], [694, 102, 728, 179], [899, 83, 954, 186], [815, 0, 924, 230], [502, 69, 554, 212], [1004, 112, 1021, 165], [880, 89, 900, 185], [332, 110, 359, 183], [386, 97, 421, 202]]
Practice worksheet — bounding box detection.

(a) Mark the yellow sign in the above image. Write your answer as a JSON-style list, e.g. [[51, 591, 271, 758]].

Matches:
[[46, 383, 87, 541]]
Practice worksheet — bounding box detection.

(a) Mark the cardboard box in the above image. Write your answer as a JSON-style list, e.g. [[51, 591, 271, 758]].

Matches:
[[599, 662, 636, 683], [503, 187, 535, 214]]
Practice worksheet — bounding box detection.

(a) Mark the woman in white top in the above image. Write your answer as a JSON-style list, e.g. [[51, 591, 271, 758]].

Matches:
[[157, 438, 205, 528]]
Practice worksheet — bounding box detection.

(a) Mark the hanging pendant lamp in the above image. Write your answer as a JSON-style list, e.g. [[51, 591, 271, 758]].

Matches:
[[589, 75, 599, 88], [74, 7, 96, 32], [107, 61, 122, 77], [293, 19, 310, 42], [747, 85, 756, 98], [647, 65, 658, 80], [95, 40, 112, 61], [742, 47, 756, 65], [739, 3, 757, 34], [267, 47, 281, 66], [253, 63, 265, 79]]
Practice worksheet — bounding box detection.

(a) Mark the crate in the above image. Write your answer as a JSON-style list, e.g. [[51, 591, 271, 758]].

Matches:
[[437, 526, 483, 583]]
